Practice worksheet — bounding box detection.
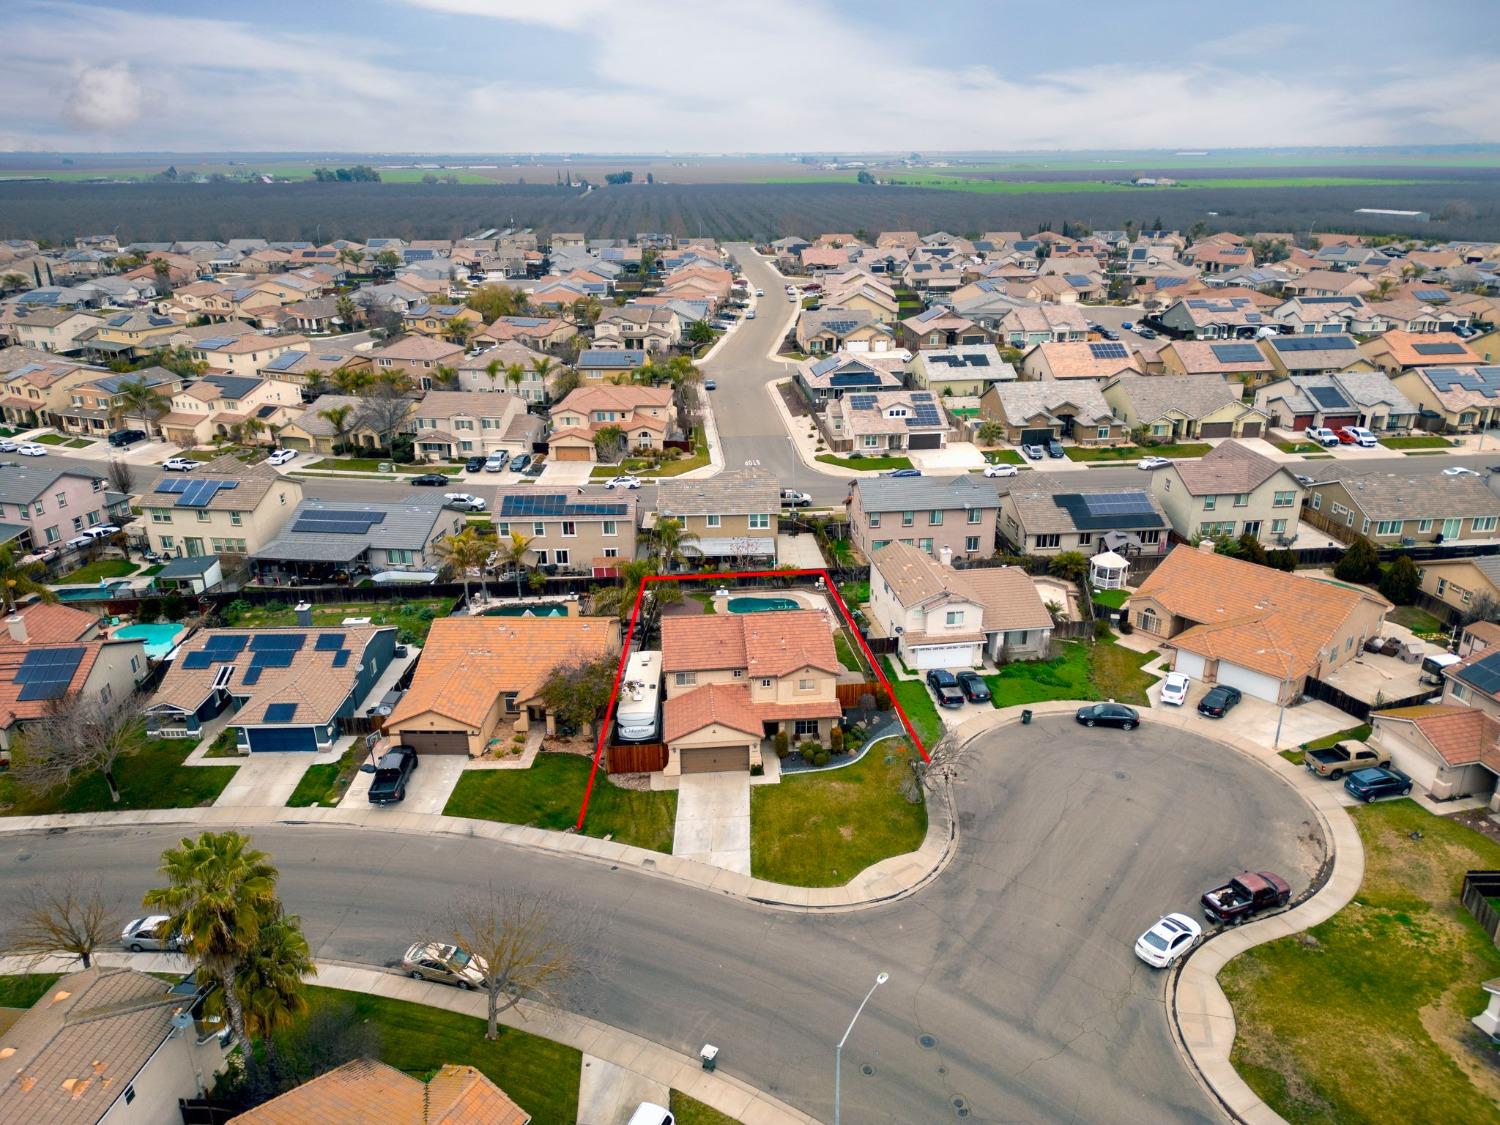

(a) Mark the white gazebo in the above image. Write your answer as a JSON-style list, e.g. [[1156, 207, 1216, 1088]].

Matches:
[[1090, 549, 1129, 591]]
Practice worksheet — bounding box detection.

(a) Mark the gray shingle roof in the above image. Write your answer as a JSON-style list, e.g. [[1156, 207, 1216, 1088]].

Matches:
[[0, 464, 104, 506], [1307, 470, 1500, 521], [983, 380, 1117, 425], [1105, 373, 1243, 422], [253, 497, 453, 561], [854, 473, 1000, 514], [657, 468, 779, 517]]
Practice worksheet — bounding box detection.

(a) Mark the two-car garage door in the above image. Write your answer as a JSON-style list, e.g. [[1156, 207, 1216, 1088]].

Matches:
[[680, 747, 750, 773], [247, 727, 318, 753], [400, 730, 470, 755]]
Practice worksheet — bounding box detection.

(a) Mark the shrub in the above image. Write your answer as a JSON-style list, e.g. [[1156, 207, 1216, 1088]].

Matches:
[[1333, 536, 1381, 584], [1093, 617, 1113, 639], [1118, 615, 1134, 635], [798, 739, 822, 760], [750, 761, 764, 776], [774, 729, 789, 758], [1379, 554, 1420, 605], [814, 748, 830, 767], [829, 724, 844, 754]]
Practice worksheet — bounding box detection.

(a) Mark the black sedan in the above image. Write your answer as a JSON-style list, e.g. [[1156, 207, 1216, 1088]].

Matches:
[[1343, 766, 1414, 802], [925, 669, 967, 709], [1075, 702, 1139, 730], [956, 670, 991, 704], [1196, 684, 1242, 718], [465, 455, 486, 473], [410, 473, 450, 486]]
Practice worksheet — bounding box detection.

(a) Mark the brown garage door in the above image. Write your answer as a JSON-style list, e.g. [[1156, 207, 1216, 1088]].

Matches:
[[1241, 421, 1262, 437], [1199, 421, 1234, 438], [552, 445, 593, 462], [401, 730, 469, 754], [680, 746, 749, 774]]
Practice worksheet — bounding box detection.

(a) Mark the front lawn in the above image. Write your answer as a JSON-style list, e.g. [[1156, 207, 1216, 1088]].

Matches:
[[443, 752, 677, 853], [1274, 440, 1322, 454], [880, 657, 943, 748], [222, 596, 455, 645], [53, 559, 137, 584], [0, 737, 236, 816], [32, 433, 68, 445], [816, 452, 914, 471], [750, 739, 927, 887], [296, 986, 580, 1125], [0, 974, 61, 1010], [285, 745, 365, 808], [1380, 434, 1454, 449], [1064, 442, 1210, 462], [64, 438, 93, 448], [671, 1090, 739, 1125], [1300, 723, 1372, 753], [590, 427, 709, 478], [983, 640, 1157, 708], [309, 457, 463, 474], [985, 449, 1024, 465], [1220, 801, 1500, 1125]]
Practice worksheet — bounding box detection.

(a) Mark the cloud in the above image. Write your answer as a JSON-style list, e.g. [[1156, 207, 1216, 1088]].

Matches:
[[64, 62, 143, 131], [398, 0, 610, 29]]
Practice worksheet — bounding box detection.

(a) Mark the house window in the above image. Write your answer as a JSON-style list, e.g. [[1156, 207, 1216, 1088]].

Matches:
[[554, 549, 569, 565], [945, 610, 963, 626], [707, 514, 721, 528], [797, 678, 814, 692], [561, 521, 577, 537], [1078, 532, 1092, 546], [918, 537, 933, 552], [54, 491, 66, 509], [1476, 517, 1498, 533], [1004, 630, 1030, 646], [603, 547, 618, 558], [196, 510, 210, 523], [868, 512, 881, 528], [675, 671, 697, 687], [760, 678, 772, 688], [1272, 519, 1287, 534], [534, 550, 548, 565], [533, 522, 545, 537], [1375, 520, 1403, 536], [1418, 519, 1433, 533], [1203, 495, 1217, 511], [387, 549, 414, 564], [158, 534, 172, 549], [1035, 533, 1061, 549], [1097, 426, 1109, 439], [794, 718, 820, 736], [32, 501, 43, 515], [967, 508, 981, 524], [503, 692, 519, 713], [965, 536, 979, 551], [872, 539, 890, 550], [1233, 493, 1249, 507], [732, 669, 744, 678], [901, 511, 914, 527], [603, 520, 618, 536], [1139, 608, 1159, 633], [1311, 492, 1321, 510], [1273, 491, 1296, 508], [749, 513, 770, 529], [1452, 680, 1469, 701], [150, 508, 171, 524], [929, 510, 943, 526], [863, 435, 881, 448], [1361, 518, 1370, 533], [230, 511, 242, 526]]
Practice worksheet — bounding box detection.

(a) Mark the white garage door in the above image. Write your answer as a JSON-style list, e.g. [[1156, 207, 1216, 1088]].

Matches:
[[1173, 651, 1206, 680], [1216, 662, 1285, 704], [911, 642, 981, 670]]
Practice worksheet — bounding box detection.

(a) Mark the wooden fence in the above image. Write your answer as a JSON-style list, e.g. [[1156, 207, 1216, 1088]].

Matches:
[[1462, 871, 1500, 947], [1301, 676, 1437, 722], [608, 742, 668, 774], [836, 681, 891, 710]]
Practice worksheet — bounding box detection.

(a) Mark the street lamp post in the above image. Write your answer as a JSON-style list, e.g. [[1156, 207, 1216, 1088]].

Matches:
[[834, 971, 889, 1125]]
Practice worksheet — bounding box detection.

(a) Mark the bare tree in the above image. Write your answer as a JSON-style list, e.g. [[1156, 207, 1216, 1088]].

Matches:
[[353, 388, 416, 455], [900, 730, 984, 804], [105, 457, 134, 495], [10, 690, 147, 803], [447, 886, 611, 1040], [3, 875, 118, 969]]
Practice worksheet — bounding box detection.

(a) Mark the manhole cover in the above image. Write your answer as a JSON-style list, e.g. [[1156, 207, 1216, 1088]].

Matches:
[[951, 1097, 967, 1110], [1113, 770, 1129, 780], [936, 1065, 947, 1075], [918, 1034, 938, 1049], [15, 852, 30, 863], [956, 1108, 970, 1119], [860, 1064, 874, 1076]]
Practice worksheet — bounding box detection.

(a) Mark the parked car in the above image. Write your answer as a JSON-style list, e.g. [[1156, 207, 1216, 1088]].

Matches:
[[1099, 329, 1119, 341], [1196, 684, 1242, 718], [1138, 455, 1172, 471], [400, 941, 487, 989], [107, 428, 146, 447], [161, 456, 197, 472], [627, 1104, 675, 1125], [1075, 702, 1139, 729], [84, 525, 120, 539], [755, 287, 765, 297], [1305, 426, 1340, 448], [704, 379, 717, 390], [1444, 466, 1482, 477], [925, 668, 967, 709], [1133, 913, 1201, 968], [120, 915, 182, 953], [509, 454, 532, 473], [368, 745, 419, 804], [1293, 473, 1315, 486], [885, 468, 922, 478], [443, 492, 486, 512], [267, 448, 296, 466], [955, 670, 991, 703], [65, 534, 92, 551], [1305, 741, 1390, 778], [779, 488, 812, 507], [1200, 871, 1291, 924], [0, 439, 16, 452], [1159, 671, 1191, 706], [1022, 444, 1046, 460], [1344, 426, 1378, 447], [1343, 765, 1414, 802], [984, 462, 1019, 478], [410, 473, 449, 486], [746, 309, 757, 319], [607, 475, 643, 490], [1121, 321, 1134, 330], [465, 455, 487, 473], [1046, 439, 1064, 458], [484, 453, 508, 472], [1135, 326, 1158, 339], [17, 443, 47, 456]]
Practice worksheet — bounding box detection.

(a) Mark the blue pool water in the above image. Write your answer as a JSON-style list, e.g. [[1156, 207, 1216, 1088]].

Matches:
[[727, 596, 800, 613], [113, 622, 186, 660], [55, 582, 131, 603], [484, 603, 569, 617]]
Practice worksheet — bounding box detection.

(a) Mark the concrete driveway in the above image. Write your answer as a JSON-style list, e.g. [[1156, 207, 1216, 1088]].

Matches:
[[538, 460, 595, 486], [672, 772, 751, 874], [340, 752, 467, 815]]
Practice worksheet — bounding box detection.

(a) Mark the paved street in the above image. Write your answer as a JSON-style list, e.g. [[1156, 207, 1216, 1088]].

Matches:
[[0, 716, 1321, 1124]]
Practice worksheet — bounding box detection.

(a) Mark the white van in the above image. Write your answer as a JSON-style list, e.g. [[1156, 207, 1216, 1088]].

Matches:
[[616, 650, 662, 742]]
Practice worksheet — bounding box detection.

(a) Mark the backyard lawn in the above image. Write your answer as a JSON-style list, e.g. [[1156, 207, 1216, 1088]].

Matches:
[[984, 639, 1157, 708], [285, 745, 365, 808], [222, 596, 455, 645], [880, 657, 943, 748], [0, 737, 237, 816], [816, 452, 914, 471], [1380, 434, 1454, 449], [1064, 443, 1210, 462], [443, 752, 677, 853], [750, 738, 927, 886], [1389, 604, 1446, 636], [1091, 587, 1130, 610], [53, 559, 137, 584], [1220, 801, 1500, 1124], [833, 631, 864, 672]]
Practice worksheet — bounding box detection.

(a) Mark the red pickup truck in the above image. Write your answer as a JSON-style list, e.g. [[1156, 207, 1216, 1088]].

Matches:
[[1200, 871, 1291, 924]]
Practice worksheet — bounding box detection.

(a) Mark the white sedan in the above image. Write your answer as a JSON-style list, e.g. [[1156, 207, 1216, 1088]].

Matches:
[[17, 443, 47, 457], [1159, 671, 1191, 706], [1443, 466, 1482, 477], [1138, 455, 1172, 471], [984, 463, 1019, 478], [1134, 913, 1202, 968], [267, 448, 296, 466], [605, 475, 643, 490]]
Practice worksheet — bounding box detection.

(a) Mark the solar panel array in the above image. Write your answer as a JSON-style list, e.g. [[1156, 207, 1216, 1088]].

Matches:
[[1209, 343, 1264, 364], [497, 494, 629, 518], [828, 370, 882, 387], [1426, 367, 1500, 398], [907, 392, 942, 428], [848, 394, 878, 411], [1274, 336, 1357, 352], [1413, 341, 1467, 356], [1054, 492, 1165, 532], [203, 634, 249, 658], [153, 478, 241, 508], [291, 510, 388, 535], [263, 702, 299, 722], [1082, 492, 1157, 517], [1412, 288, 1449, 302], [930, 353, 990, 368], [1307, 386, 1352, 410], [195, 336, 239, 349], [315, 633, 345, 652], [14, 646, 86, 702], [1089, 342, 1128, 360], [1460, 652, 1500, 695]]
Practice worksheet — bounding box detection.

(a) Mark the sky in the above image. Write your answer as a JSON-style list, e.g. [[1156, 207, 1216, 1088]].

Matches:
[[2, 0, 1498, 153]]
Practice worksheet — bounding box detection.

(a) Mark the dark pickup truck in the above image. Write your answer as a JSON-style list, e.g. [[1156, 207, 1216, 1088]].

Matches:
[[1200, 871, 1290, 924], [368, 745, 419, 805]]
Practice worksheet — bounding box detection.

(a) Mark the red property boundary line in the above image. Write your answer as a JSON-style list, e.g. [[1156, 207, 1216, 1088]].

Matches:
[[575, 567, 931, 831]]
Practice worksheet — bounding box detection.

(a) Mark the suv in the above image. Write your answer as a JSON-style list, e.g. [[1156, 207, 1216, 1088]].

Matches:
[[1197, 684, 1242, 718], [465, 455, 487, 473], [368, 746, 419, 804], [1343, 765, 1413, 802], [925, 668, 967, 708], [1046, 439, 1064, 458], [108, 428, 146, 447], [484, 452, 508, 472]]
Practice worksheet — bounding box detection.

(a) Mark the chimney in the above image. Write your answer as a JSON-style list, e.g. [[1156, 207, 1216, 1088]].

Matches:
[[939, 545, 953, 567], [294, 602, 312, 627], [5, 615, 26, 645], [1197, 539, 1216, 553]]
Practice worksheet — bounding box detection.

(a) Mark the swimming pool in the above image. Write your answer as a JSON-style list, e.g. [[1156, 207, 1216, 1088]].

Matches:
[[55, 582, 131, 603], [484, 603, 569, 618], [114, 622, 186, 660], [727, 596, 800, 613]]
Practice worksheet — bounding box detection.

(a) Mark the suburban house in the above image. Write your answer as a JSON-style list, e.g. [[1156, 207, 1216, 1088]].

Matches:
[[1416, 556, 1500, 621], [142, 454, 303, 561], [0, 967, 227, 1125], [899, 306, 994, 351], [410, 390, 541, 462], [794, 353, 906, 405], [577, 348, 645, 383], [255, 340, 372, 391], [1301, 470, 1500, 546], [384, 616, 620, 753], [1102, 373, 1270, 440], [998, 481, 1170, 558], [474, 314, 575, 350], [977, 380, 1127, 447], [1261, 334, 1376, 378], [84, 309, 180, 362], [1364, 298, 1468, 336], [1156, 339, 1278, 387], [454, 341, 557, 401], [1129, 545, 1390, 705], [995, 304, 1090, 348], [0, 355, 101, 428], [1148, 440, 1304, 545], [847, 474, 1001, 560], [0, 602, 102, 647], [370, 335, 465, 386], [276, 394, 385, 454], [1020, 341, 1145, 381], [0, 632, 147, 750], [251, 497, 464, 583], [0, 305, 102, 355], [1360, 330, 1480, 375], [144, 626, 396, 750], [796, 308, 897, 354], [593, 305, 682, 352], [820, 272, 900, 322], [655, 468, 779, 565], [825, 389, 950, 454], [0, 463, 126, 555], [548, 385, 674, 461], [156, 373, 302, 447], [1252, 370, 1419, 433], [189, 332, 310, 378], [1272, 295, 1385, 336], [1369, 702, 1500, 807], [1391, 365, 1500, 432], [660, 611, 843, 775], [491, 489, 636, 576], [909, 345, 1016, 396], [1156, 295, 1272, 340], [52, 366, 183, 438], [225, 1058, 530, 1125], [868, 541, 1053, 668], [400, 302, 483, 338]]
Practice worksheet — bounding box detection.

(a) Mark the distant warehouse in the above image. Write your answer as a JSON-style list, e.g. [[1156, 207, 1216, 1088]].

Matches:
[[1354, 207, 1429, 222]]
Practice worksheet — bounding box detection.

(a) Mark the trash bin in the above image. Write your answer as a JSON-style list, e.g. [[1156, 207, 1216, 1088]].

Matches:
[[700, 1044, 719, 1072], [1021, 709, 1033, 725]]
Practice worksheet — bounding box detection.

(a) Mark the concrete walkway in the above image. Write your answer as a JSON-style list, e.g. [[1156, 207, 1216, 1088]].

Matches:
[[578, 1055, 669, 1125], [673, 773, 752, 875]]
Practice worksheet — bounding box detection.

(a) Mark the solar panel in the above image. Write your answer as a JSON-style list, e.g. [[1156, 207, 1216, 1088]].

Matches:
[[315, 633, 345, 652], [181, 651, 216, 670], [250, 633, 305, 651], [331, 650, 351, 668], [911, 392, 934, 403], [1209, 343, 1264, 364], [203, 634, 249, 655], [1306, 386, 1352, 410], [1055, 492, 1164, 531], [828, 371, 881, 387], [263, 702, 298, 722], [1413, 341, 1466, 356], [249, 649, 296, 669], [155, 479, 190, 494], [848, 394, 877, 410], [1274, 336, 1354, 353], [1089, 342, 1128, 360], [240, 665, 263, 686]]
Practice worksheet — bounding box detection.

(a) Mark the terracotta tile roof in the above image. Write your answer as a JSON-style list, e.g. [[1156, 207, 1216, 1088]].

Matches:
[[0, 640, 110, 731], [663, 682, 764, 742], [1373, 702, 1500, 766], [1172, 440, 1288, 496], [0, 603, 100, 646], [387, 616, 619, 729], [1027, 341, 1145, 379], [661, 611, 839, 677], [1131, 545, 1389, 680], [1367, 329, 1479, 368], [1163, 340, 1277, 374], [553, 385, 672, 415], [227, 1057, 529, 1124]]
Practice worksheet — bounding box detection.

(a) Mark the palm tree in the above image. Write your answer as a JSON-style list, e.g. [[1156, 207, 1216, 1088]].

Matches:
[[144, 831, 281, 1084], [153, 344, 208, 379], [652, 517, 700, 571], [336, 247, 362, 272], [334, 294, 358, 327], [976, 420, 1006, 447], [496, 531, 534, 597], [529, 356, 556, 402], [228, 911, 314, 1064], [0, 543, 55, 614], [434, 527, 491, 605], [483, 358, 502, 393], [150, 258, 173, 292], [432, 364, 460, 390], [317, 404, 355, 454], [1, 272, 26, 294], [445, 317, 476, 347], [113, 376, 171, 435], [240, 416, 268, 447], [330, 367, 372, 395], [504, 363, 526, 396]]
